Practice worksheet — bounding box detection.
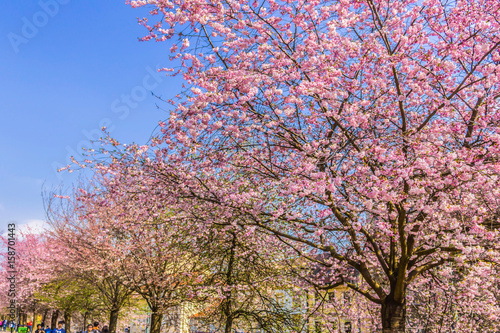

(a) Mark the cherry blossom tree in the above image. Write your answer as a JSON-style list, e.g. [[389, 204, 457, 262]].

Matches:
[[0, 229, 55, 323], [406, 262, 500, 331], [119, 0, 500, 331], [188, 222, 297, 333], [47, 195, 135, 333], [47, 180, 209, 333], [38, 278, 105, 333]]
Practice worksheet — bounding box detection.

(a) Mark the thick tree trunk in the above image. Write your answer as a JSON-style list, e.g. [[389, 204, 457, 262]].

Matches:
[[42, 309, 48, 326], [82, 313, 88, 332], [108, 308, 120, 333], [224, 316, 233, 333], [50, 310, 59, 330], [149, 312, 163, 333], [223, 232, 236, 333], [381, 297, 406, 333], [64, 311, 71, 333], [32, 307, 36, 331]]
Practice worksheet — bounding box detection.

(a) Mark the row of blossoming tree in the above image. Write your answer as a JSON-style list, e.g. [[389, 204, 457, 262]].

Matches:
[[1, 194, 307, 333], [123, 0, 500, 331], [3, 0, 500, 331], [4, 148, 499, 332]]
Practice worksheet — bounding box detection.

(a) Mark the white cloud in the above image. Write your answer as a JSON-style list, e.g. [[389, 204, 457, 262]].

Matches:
[[18, 219, 48, 234], [1, 219, 50, 238]]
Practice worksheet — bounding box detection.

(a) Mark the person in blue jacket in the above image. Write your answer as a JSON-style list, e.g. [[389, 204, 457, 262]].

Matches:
[[53, 322, 65, 333], [44, 326, 52, 333]]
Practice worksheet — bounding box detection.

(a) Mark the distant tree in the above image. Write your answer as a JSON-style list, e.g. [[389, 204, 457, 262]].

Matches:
[[48, 185, 207, 333], [193, 225, 296, 333]]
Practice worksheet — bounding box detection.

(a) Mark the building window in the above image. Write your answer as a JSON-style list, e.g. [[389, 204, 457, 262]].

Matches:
[[276, 292, 284, 307], [314, 292, 323, 306], [339, 291, 351, 306], [328, 291, 336, 303]]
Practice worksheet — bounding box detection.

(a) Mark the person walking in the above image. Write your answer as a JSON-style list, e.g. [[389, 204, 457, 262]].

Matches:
[[91, 323, 100, 333], [84, 324, 93, 333], [101, 326, 108, 333], [27, 321, 33, 333], [35, 325, 44, 333], [53, 322, 65, 333], [44, 326, 51, 333]]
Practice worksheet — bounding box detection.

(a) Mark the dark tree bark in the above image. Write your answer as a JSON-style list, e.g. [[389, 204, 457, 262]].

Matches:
[[149, 312, 163, 333], [108, 308, 120, 333], [50, 310, 59, 330], [223, 232, 236, 333], [224, 316, 234, 333], [42, 309, 48, 326], [64, 311, 71, 333], [82, 312, 88, 332], [381, 295, 406, 333], [32, 309, 36, 331]]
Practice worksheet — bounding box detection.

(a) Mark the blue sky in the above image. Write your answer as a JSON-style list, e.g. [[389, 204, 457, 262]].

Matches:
[[0, 1, 180, 232]]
